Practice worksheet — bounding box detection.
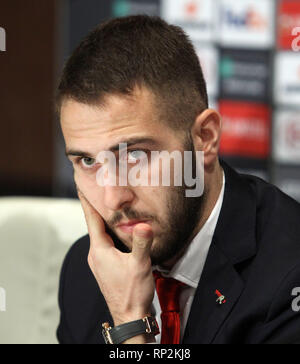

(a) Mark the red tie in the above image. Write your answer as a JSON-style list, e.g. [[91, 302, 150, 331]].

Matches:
[[153, 271, 185, 344]]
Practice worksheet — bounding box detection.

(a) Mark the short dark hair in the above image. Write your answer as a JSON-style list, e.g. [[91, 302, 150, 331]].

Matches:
[[56, 15, 208, 132]]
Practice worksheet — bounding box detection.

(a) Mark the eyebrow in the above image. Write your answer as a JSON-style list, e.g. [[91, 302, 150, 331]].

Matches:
[[65, 137, 157, 158]]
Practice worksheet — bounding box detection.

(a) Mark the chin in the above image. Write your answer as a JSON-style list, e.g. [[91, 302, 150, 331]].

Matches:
[[149, 238, 173, 266]]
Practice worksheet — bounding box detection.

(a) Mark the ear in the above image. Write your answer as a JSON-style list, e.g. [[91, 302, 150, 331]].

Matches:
[[190, 109, 222, 169]]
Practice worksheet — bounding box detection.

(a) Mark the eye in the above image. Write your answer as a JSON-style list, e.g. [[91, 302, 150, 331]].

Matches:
[[127, 150, 147, 163], [81, 157, 96, 169]]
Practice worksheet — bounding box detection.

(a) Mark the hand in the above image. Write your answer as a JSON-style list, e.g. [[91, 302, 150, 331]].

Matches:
[[77, 190, 156, 342]]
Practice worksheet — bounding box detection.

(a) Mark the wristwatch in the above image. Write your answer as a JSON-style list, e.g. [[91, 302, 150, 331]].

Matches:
[[102, 316, 160, 344]]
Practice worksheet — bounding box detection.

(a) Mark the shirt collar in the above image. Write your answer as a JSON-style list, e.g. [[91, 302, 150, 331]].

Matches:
[[153, 170, 225, 288]]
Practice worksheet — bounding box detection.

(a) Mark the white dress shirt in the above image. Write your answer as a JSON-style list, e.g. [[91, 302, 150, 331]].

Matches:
[[151, 171, 225, 343]]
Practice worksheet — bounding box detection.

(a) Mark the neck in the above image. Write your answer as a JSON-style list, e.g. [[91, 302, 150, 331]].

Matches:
[[161, 161, 224, 270]]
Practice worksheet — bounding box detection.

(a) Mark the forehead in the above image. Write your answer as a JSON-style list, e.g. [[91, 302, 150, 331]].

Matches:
[[60, 87, 168, 153]]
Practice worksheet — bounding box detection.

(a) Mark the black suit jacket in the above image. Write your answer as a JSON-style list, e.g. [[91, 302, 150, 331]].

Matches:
[[57, 161, 300, 344]]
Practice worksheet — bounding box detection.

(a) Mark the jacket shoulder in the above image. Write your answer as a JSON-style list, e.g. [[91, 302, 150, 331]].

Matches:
[[63, 234, 90, 269], [57, 234, 110, 344], [242, 173, 300, 241], [238, 173, 300, 287]]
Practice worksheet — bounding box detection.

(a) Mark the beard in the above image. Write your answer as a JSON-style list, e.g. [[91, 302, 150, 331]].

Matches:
[[107, 136, 206, 266], [149, 184, 205, 266]]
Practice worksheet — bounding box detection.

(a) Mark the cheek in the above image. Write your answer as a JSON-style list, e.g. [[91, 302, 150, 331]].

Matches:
[[74, 169, 93, 193], [74, 171, 107, 217], [139, 186, 168, 220]]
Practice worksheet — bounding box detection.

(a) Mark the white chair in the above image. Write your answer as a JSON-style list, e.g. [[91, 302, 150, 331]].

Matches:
[[0, 197, 88, 344]]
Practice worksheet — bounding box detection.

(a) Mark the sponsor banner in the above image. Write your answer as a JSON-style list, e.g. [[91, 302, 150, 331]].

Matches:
[[161, 0, 215, 42], [219, 100, 271, 158], [112, 0, 160, 17], [273, 164, 300, 202], [278, 0, 300, 50], [273, 109, 300, 164], [219, 48, 272, 102], [219, 0, 275, 49], [274, 52, 300, 106], [195, 44, 219, 98]]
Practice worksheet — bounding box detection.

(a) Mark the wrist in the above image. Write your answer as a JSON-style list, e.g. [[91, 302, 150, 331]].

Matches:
[[113, 312, 152, 327]]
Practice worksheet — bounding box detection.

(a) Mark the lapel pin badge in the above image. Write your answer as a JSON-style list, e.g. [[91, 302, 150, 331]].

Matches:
[[215, 289, 226, 305]]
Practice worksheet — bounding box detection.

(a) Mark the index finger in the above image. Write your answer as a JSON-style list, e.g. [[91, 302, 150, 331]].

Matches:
[[77, 190, 114, 250]]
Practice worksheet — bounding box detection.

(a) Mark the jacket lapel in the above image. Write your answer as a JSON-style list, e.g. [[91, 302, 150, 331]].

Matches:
[[183, 160, 257, 344], [183, 243, 244, 344]]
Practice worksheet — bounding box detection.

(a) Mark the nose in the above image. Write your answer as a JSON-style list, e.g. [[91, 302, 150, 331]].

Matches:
[[103, 184, 135, 211]]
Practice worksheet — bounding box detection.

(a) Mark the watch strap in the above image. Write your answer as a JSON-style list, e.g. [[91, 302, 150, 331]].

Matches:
[[102, 316, 159, 344]]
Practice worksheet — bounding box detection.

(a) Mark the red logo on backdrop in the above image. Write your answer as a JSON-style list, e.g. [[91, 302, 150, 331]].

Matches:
[[247, 7, 267, 30], [219, 101, 270, 158], [278, 0, 300, 49], [184, 0, 199, 19]]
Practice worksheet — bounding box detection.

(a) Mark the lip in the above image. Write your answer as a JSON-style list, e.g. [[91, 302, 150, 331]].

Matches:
[[116, 220, 151, 234]]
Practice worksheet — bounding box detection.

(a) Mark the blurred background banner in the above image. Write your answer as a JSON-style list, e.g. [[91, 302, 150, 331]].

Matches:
[[0, 0, 299, 201], [0, 0, 299, 345]]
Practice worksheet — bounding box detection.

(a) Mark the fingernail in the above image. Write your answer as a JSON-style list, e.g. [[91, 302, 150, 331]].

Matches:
[[134, 224, 153, 238]]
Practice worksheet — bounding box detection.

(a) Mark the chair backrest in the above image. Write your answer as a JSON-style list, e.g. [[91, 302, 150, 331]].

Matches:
[[0, 197, 88, 344]]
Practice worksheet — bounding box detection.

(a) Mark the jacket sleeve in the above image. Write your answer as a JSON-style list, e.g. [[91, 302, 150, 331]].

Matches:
[[56, 244, 77, 344]]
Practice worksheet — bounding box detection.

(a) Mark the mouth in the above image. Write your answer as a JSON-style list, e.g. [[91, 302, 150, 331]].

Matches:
[[116, 219, 151, 234]]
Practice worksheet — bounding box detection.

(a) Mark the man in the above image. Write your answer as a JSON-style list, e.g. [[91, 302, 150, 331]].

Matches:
[[56, 15, 300, 344]]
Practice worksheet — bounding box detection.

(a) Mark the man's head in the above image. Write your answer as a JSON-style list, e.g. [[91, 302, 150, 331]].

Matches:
[[57, 15, 222, 266], [56, 15, 208, 132]]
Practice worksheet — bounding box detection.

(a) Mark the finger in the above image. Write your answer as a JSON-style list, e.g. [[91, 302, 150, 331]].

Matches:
[[78, 191, 113, 250], [131, 223, 153, 261]]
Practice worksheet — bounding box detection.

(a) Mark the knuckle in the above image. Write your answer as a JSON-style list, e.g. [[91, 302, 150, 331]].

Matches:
[[136, 239, 148, 249], [131, 258, 151, 277]]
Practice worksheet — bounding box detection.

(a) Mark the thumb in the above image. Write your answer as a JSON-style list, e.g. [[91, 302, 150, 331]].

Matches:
[[131, 223, 153, 261]]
